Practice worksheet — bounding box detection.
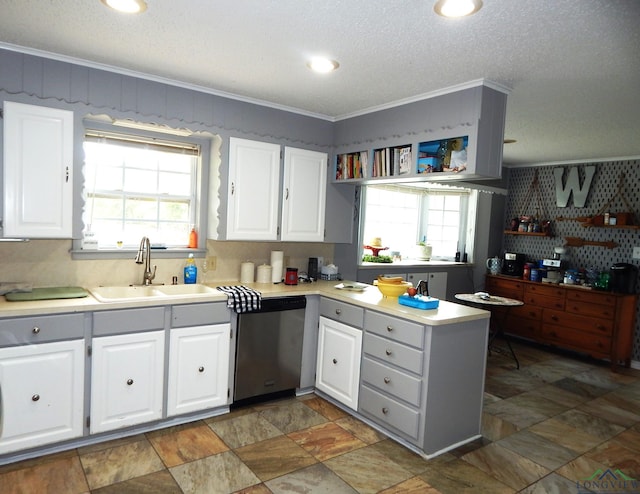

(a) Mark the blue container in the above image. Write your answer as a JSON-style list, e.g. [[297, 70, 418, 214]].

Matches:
[[530, 268, 540, 282]]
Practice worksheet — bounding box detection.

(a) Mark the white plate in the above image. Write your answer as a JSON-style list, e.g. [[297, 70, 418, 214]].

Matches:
[[335, 281, 368, 291]]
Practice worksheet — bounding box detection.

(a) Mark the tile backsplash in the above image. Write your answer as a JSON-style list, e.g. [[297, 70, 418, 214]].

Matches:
[[0, 239, 335, 287]]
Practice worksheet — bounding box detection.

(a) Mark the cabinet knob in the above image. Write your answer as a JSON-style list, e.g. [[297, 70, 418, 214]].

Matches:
[[285, 188, 289, 200], [335, 308, 341, 315], [198, 366, 205, 373], [382, 407, 389, 414], [32, 326, 41, 334], [332, 358, 338, 364], [32, 394, 40, 402], [386, 325, 393, 332], [383, 377, 391, 384], [127, 379, 134, 385], [385, 349, 392, 356]]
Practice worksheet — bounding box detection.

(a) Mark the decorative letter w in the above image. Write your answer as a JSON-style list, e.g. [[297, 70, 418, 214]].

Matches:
[[553, 166, 596, 208]]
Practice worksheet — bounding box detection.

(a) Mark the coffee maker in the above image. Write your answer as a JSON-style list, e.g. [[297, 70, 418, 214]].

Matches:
[[502, 252, 526, 277]]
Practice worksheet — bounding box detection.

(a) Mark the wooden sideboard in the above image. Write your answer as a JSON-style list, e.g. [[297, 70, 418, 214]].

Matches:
[[485, 275, 638, 370]]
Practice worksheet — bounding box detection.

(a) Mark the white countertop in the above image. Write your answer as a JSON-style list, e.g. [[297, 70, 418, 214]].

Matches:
[[0, 280, 489, 326]]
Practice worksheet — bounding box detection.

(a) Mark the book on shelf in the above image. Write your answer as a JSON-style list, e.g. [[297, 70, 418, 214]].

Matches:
[[336, 151, 368, 180], [399, 146, 411, 174]]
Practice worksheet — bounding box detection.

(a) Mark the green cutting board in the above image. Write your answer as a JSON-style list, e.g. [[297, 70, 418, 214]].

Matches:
[[5, 286, 89, 302]]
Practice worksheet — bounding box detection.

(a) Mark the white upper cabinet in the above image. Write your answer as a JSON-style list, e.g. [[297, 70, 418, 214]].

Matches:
[[224, 138, 328, 242], [281, 147, 327, 242], [3, 102, 74, 238], [226, 137, 281, 241]]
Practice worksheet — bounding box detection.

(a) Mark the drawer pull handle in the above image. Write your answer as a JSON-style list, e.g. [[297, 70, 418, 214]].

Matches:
[[382, 407, 389, 414], [332, 358, 338, 364], [32, 394, 40, 402], [551, 315, 559, 321], [596, 325, 606, 331], [335, 309, 342, 315], [386, 325, 393, 332], [383, 377, 391, 384], [385, 349, 392, 356], [32, 326, 41, 334], [127, 379, 134, 386], [198, 366, 205, 373]]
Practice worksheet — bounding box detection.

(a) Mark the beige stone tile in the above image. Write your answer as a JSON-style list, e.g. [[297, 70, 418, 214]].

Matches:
[[265, 463, 358, 493], [528, 418, 604, 454], [147, 422, 229, 467], [519, 472, 581, 494], [208, 411, 282, 449], [335, 415, 387, 445], [324, 445, 413, 494], [419, 458, 514, 493], [553, 409, 625, 441], [258, 399, 327, 434], [303, 395, 349, 421], [584, 440, 640, 477], [555, 455, 608, 483], [91, 470, 181, 494], [378, 476, 441, 493], [497, 430, 578, 470], [481, 411, 520, 441], [170, 450, 261, 494], [79, 438, 165, 490], [462, 442, 549, 491], [235, 435, 317, 482], [371, 438, 435, 476]]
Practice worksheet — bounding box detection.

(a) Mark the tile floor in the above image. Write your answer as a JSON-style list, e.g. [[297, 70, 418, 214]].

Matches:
[[1, 340, 640, 493]]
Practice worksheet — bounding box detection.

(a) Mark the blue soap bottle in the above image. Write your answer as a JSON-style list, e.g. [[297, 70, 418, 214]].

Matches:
[[184, 253, 197, 284]]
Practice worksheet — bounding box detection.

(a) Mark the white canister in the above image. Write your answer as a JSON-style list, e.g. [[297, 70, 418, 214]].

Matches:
[[240, 261, 255, 283], [256, 264, 272, 284], [270, 250, 284, 283]]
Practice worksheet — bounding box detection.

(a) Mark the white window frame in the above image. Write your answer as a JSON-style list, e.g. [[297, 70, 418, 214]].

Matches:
[[72, 121, 210, 259]]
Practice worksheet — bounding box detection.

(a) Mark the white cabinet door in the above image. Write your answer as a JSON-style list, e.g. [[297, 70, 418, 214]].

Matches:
[[0, 340, 84, 454], [90, 331, 165, 434], [226, 137, 281, 240], [167, 324, 230, 416], [406, 272, 448, 300], [3, 101, 73, 238], [316, 316, 362, 411], [281, 147, 327, 242]]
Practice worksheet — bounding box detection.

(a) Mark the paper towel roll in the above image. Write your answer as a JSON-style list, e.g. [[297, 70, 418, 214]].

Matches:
[[257, 264, 272, 284], [240, 261, 255, 283], [271, 250, 284, 283]]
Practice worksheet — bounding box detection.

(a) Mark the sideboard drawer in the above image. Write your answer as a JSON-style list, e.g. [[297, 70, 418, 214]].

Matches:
[[544, 309, 613, 336], [361, 357, 422, 407], [364, 311, 424, 349], [566, 289, 616, 305], [486, 276, 524, 297], [565, 300, 614, 319], [523, 292, 565, 310], [524, 283, 565, 298], [541, 324, 611, 356]]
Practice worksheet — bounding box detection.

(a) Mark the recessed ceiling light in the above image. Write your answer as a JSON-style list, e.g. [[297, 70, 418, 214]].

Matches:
[[307, 57, 339, 74], [100, 0, 147, 14], [434, 0, 482, 18]]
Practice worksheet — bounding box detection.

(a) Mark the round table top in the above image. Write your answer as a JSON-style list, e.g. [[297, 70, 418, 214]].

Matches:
[[455, 293, 524, 307]]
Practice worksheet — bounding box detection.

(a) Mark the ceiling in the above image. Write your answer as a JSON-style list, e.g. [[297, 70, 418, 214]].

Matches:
[[1, 0, 639, 166]]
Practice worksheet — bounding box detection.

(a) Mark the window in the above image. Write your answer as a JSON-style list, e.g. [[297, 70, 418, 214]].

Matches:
[[361, 184, 474, 261], [82, 129, 201, 249]]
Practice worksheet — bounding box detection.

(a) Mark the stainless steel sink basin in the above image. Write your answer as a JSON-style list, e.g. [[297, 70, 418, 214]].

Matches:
[[89, 284, 218, 302], [89, 285, 164, 302]]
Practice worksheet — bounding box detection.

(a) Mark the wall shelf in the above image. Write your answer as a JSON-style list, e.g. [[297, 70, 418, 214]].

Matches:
[[503, 230, 553, 237], [581, 224, 640, 230]]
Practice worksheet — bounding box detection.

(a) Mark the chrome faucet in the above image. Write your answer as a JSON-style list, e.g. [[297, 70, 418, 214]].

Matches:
[[135, 236, 156, 285]]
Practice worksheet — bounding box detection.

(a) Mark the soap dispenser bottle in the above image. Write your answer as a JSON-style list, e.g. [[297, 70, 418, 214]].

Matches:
[[184, 253, 197, 284]]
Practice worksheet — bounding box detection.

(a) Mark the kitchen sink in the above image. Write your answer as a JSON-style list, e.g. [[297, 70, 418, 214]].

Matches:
[[89, 285, 164, 302], [155, 284, 218, 296], [89, 284, 219, 302]]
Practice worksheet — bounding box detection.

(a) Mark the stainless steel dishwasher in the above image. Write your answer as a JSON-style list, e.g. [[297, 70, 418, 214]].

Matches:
[[233, 296, 306, 405]]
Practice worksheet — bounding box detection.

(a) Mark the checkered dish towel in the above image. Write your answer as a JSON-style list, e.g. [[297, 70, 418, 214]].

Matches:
[[216, 285, 262, 313]]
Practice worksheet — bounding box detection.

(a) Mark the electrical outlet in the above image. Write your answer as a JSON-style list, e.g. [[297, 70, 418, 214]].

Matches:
[[633, 247, 640, 260], [207, 256, 217, 270], [284, 256, 290, 267]]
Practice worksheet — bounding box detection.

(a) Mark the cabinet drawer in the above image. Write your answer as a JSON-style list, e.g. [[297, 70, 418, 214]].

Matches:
[[504, 315, 540, 340], [320, 298, 364, 328], [363, 332, 423, 375], [172, 302, 230, 327], [359, 384, 420, 441], [93, 307, 165, 336], [0, 313, 84, 347], [541, 324, 611, 356], [565, 300, 614, 319], [485, 277, 524, 297], [543, 309, 613, 336], [524, 283, 565, 298], [508, 304, 542, 321], [523, 292, 565, 310], [566, 289, 616, 306], [364, 311, 424, 349], [361, 357, 421, 406]]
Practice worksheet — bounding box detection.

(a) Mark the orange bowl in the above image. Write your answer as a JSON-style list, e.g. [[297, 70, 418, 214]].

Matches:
[[376, 281, 412, 298]]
